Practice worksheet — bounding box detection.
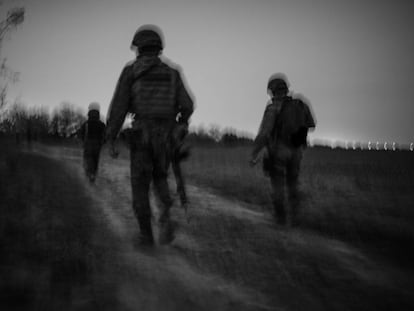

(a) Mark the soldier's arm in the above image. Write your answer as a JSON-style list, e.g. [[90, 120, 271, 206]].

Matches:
[[175, 72, 194, 124], [105, 65, 133, 142], [251, 103, 278, 161]]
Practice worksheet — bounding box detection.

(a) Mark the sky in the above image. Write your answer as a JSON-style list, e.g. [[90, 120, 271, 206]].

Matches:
[[2, 0, 414, 144]]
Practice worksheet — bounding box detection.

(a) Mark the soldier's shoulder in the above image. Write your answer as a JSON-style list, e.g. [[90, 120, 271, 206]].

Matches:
[[292, 98, 306, 107], [125, 59, 136, 67], [160, 57, 182, 74], [291, 94, 311, 107], [287, 98, 307, 112], [264, 102, 278, 112], [115, 61, 136, 81], [263, 103, 279, 117], [120, 60, 136, 73]]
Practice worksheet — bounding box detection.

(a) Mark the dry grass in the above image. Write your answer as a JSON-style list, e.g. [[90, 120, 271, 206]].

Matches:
[[2, 140, 413, 310], [182, 145, 414, 265], [0, 140, 118, 310]]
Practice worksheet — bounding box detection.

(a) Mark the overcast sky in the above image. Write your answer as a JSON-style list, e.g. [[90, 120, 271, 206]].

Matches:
[[2, 0, 414, 144]]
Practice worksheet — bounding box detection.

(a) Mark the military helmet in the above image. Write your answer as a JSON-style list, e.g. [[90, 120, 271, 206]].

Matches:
[[88, 102, 100, 112], [267, 78, 288, 93], [131, 25, 163, 49]]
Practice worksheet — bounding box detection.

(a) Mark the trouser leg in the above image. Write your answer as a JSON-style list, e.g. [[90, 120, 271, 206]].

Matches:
[[152, 129, 174, 244], [131, 174, 151, 219], [270, 173, 286, 225], [83, 152, 93, 177], [84, 143, 100, 181], [287, 175, 300, 224], [153, 162, 172, 224], [92, 147, 101, 176], [269, 153, 288, 224], [130, 146, 154, 242], [154, 182, 174, 245], [152, 129, 173, 222], [287, 151, 302, 225]]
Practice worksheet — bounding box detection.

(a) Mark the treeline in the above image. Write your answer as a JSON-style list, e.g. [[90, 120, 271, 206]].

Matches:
[[0, 103, 254, 146], [187, 125, 254, 146], [0, 102, 86, 143]]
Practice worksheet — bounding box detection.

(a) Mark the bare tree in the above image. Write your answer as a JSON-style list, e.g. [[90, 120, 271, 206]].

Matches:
[[50, 102, 86, 138], [0, 6, 24, 43], [0, 5, 24, 110], [6, 100, 27, 143], [0, 84, 6, 109]]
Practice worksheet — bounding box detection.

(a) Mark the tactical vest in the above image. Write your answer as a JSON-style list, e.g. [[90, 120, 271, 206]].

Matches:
[[129, 62, 179, 121]]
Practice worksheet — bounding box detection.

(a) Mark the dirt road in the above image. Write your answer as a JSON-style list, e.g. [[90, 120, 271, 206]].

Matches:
[[35, 145, 414, 311]]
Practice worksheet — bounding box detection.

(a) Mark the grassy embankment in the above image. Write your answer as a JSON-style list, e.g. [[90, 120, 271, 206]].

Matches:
[[182, 145, 414, 265], [0, 140, 118, 310]]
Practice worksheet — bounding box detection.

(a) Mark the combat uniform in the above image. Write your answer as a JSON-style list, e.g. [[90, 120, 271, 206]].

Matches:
[[252, 82, 315, 225], [78, 108, 106, 183], [106, 27, 194, 244]]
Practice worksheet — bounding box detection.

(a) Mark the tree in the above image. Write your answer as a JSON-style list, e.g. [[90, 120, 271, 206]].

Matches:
[[0, 7, 24, 41], [0, 5, 24, 110], [4, 100, 27, 142], [207, 124, 222, 142], [50, 103, 85, 138]]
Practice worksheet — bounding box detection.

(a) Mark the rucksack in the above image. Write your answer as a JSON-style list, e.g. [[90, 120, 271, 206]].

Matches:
[[270, 98, 309, 148]]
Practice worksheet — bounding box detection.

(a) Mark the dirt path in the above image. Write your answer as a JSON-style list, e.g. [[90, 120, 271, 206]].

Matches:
[[34, 145, 414, 311]]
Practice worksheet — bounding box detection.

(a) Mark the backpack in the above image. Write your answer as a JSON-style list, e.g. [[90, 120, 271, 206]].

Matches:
[[271, 98, 310, 148]]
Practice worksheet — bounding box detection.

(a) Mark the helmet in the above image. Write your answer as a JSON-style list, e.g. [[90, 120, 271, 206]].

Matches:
[[267, 73, 289, 94], [131, 25, 163, 49], [267, 78, 288, 93], [88, 102, 100, 112]]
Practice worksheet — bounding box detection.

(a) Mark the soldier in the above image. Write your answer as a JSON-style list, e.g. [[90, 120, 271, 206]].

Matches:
[[250, 74, 315, 225], [106, 25, 194, 246], [78, 102, 106, 183]]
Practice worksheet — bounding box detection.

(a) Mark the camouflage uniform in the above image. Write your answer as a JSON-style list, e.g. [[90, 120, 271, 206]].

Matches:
[[252, 77, 315, 225], [78, 108, 106, 183], [119, 123, 190, 206], [106, 26, 194, 244]]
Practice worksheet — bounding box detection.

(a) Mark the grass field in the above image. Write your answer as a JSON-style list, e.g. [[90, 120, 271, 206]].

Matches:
[[182, 145, 414, 266], [0, 140, 119, 310], [1, 139, 413, 309]]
